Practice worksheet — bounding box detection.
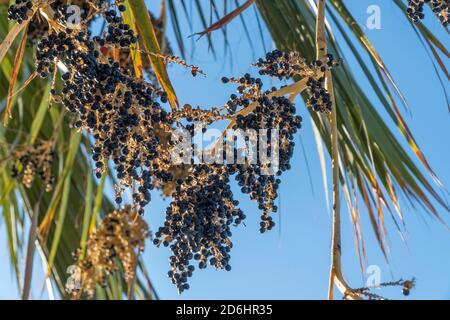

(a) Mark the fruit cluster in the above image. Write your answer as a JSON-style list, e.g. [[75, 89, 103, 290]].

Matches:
[[154, 165, 244, 293], [233, 95, 302, 232], [7, 0, 33, 24], [407, 0, 449, 26], [256, 50, 339, 113], [150, 69, 303, 291], [219, 71, 303, 232], [34, 4, 174, 215], [10, 140, 55, 192], [9, 1, 314, 294], [25, 1, 99, 45], [66, 206, 150, 298]]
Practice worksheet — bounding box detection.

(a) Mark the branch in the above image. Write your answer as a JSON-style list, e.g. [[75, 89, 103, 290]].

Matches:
[[210, 77, 309, 155], [315, 0, 361, 300]]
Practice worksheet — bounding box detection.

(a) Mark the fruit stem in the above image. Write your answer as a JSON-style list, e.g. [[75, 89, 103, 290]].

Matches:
[[315, 0, 361, 300]]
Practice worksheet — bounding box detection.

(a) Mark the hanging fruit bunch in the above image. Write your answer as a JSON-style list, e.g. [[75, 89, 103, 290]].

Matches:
[[9, 140, 56, 192], [5, 1, 340, 294], [66, 206, 150, 298]]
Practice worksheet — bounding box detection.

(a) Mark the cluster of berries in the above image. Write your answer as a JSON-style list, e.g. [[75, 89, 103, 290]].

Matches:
[[136, 53, 307, 291], [232, 95, 302, 232], [34, 3, 174, 215], [407, 0, 449, 26], [153, 165, 244, 293], [66, 206, 150, 298], [10, 0, 309, 294], [102, 8, 138, 47], [430, 0, 449, 26], [24, 1, 99, 45], [221, 74, 263, 114], [221, 72, 302, 232], [115, 11, 172, 78], [256, 50, 339, 113], [306, 76, 331, 113], [407, 0, 427, 21], [10, 140, 55, 192], [7, 0, 33, 24], [152, 67, 304, 292]]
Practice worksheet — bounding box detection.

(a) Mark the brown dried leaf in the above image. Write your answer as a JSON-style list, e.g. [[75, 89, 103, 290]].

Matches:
[[4, 27, 28, 125], [192, 0, 254, 38]]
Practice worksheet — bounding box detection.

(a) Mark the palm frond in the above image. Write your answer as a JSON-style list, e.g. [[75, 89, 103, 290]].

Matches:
[[254, 0, 448, 256], [0, 4, 157, 300]]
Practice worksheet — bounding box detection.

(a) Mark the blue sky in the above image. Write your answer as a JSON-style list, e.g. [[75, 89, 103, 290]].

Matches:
[[1, 0, 449, 299]]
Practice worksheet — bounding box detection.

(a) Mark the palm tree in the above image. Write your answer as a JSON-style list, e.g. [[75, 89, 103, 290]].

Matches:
[[0, 0, 447, 299]]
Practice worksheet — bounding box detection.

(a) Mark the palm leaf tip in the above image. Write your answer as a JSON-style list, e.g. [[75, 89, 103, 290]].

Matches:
[[255, 0, 449, 247]]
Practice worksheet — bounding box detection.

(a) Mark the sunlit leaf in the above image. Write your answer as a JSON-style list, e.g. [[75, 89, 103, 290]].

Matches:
[[128, 0, 179, 110], [4, 27, 27, 125]]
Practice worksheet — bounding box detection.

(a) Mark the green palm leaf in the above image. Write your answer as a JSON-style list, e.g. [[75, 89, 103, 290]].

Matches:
[[0, 4, 157, 300]]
